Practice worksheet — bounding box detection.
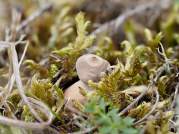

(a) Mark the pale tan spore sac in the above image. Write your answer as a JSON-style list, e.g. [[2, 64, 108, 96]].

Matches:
[[76, 54, 110, 83], [64, 54, 110, 107]]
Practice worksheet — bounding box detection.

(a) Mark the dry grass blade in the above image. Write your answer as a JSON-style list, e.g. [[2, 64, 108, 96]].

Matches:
[[0, 41, 29, 106], [16, 3, 53, 33], [119, 62, 166, 116], [10, 42, 42, 121], [0, 3, 55, 130], [0, 41, 12, 48], [91, 0, 170, 36], [0, 40, 53, 129], [134, 87, 159, 124], [171, 83, 179, 109], [8, 42, 53, 128], [118, 84, 149, 116], [0, 114, 50, 129]]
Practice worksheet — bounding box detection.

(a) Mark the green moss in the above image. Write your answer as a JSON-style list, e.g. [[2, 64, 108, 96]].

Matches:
[[21, 105, 34, 122], [30, 78, 54, 107], [88, 64, 133, 109], [52, 12, 95, 80], [128, 102, 151, 120]]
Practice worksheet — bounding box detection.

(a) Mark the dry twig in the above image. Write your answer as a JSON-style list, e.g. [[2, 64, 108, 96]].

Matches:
[[134, 87, 160, 124], [0, 4, 54, 130], [16, 3, 53, 33], [171, 83, 179, 109], [91, 0, 170, 36]]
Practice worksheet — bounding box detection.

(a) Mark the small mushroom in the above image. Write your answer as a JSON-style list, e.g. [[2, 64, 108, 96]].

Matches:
[[64, 54, 110, 107], [76, 54, 110, 83]]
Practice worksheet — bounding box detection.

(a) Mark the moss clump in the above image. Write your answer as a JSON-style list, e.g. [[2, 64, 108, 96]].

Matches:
[[52, 12, 95, 82]]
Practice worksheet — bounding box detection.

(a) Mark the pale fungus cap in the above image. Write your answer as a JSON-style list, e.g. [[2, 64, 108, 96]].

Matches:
[[64, 54, 110, 108], [76, 54, 110, 83]]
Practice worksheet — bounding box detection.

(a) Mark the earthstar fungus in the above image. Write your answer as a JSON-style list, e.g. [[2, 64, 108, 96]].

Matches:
[[64, 54, 110, 106]]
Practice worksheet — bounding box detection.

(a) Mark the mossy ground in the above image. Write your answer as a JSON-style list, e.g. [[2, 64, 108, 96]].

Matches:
[[0, 0, 179, 134]]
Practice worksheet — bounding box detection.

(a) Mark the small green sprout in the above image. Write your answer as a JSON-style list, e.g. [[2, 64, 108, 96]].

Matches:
[[84, 96, 139, 134]]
